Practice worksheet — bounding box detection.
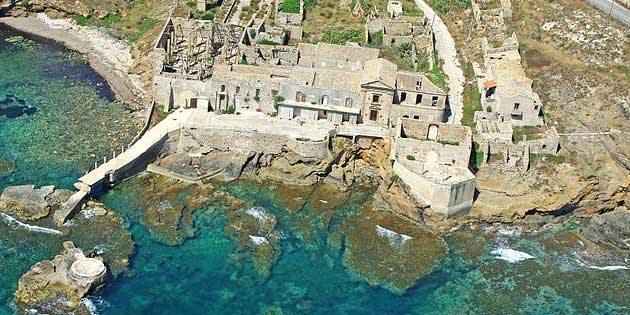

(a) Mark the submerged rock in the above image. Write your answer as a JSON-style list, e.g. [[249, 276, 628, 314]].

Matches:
[[0, 157, 14, 174], [67, 201, 134, 278], [336, 207, 447, 294], [225, 206, 281, 278], [14, 241, 106, 315]]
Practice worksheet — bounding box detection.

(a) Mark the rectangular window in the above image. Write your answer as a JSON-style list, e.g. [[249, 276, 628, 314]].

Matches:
[[432, 96, 439, 106], [415, 94, 423, 105], [372, 94, 380, 103], [514, 103, 520, 110], [416, 80, 421, 90], [413, 115, 420, 120], [220, 85, 226, 92], [255, 89, 261, 97], [235, 86, 240, 94], [369, 110, 378, 121], [400, 92, 407, 103]]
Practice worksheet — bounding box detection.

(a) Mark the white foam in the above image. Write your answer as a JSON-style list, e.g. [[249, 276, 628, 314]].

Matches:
[[249, 235, 269, 245], [81, 297, 99, 315], [376, 225, 413, 246], [495, 226, 521, 237], [0, 213, 63, 235], [81, 209, 96, 220], [491, 247, 535, 263], [587, 265, 629, 271], [246, 207, 270, 226]]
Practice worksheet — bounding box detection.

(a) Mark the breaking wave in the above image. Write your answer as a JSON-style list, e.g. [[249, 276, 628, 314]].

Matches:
[[0, 213, 63, 235], [491, 247, 535, 263]]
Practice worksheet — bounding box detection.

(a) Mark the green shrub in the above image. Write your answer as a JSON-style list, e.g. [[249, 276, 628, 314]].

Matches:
[[406, 155, 416, 161], [223, 105, 236, 114], [322, 28, 363, 45], [257, 39, 281, 45], [274, 96, 285, 110], [370, 31, 383, 47], [429, 0, 471, 14]]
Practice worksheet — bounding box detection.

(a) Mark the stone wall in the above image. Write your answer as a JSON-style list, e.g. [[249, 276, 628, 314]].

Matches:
[[400, 119, 470, 145], [184, 127, 330, 160], [390, 104, 445, 126]]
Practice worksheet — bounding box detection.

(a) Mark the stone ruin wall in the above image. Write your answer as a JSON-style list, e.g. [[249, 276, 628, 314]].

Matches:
[[400, 119, 470, 145], [182, 127, 330, 160]]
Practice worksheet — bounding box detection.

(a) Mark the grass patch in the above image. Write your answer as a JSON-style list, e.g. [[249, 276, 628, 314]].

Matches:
[[529, 153, 565, 164], [427, 0, 471, 14], [462, 63, 482, 129], [74, 13, 121, 28], [281, 0, 301, 13], [380, 43, 415, 71], [127, 17, 160, 43], [369, 31, 383, 47], [472, 141, 485, 167], [257, 39, 281, 45], [512, 126, 545, 143], [322, 28, 364, 44]]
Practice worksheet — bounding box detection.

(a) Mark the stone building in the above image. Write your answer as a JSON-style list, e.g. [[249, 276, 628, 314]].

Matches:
[[391, 71, 448, 125], [391, 119, 476, 217], [153, 16, 448, 128]]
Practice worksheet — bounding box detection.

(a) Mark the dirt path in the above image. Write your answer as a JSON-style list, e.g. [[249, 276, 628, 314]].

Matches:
[[414, 0, 465, 125]]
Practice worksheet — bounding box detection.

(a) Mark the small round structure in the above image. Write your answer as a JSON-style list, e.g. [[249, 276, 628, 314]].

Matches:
[[69, 258, 106, 280]]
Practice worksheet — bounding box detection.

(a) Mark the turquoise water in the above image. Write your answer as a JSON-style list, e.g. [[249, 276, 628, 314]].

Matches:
[[0, 25, 629, 315], [95, 177, 630, 315], [0, 25, 138, 190]]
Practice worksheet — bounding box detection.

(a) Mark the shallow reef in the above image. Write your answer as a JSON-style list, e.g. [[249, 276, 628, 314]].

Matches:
[[336, 206, 448, 294]]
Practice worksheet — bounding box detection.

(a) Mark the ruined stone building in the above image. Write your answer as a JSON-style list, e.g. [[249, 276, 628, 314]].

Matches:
[[151, 16, 473, 217], [153, 17, 448, 128], [471, 0, 512, 43], [479, 34, 543, 126], [391, 119, 476, 217]]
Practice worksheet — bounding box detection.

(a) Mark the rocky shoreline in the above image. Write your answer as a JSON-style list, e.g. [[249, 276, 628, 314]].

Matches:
[[0, 15, 147, 113]]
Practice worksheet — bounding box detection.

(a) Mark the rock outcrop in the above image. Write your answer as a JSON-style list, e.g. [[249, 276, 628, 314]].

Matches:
[[14, 241, 107, 315], [0, 185, 71, 221]]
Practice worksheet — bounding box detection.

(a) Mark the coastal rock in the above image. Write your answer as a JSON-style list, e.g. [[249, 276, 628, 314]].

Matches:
[[0, 185, 61, 221], [579, 207, 630, 250], [14, 241, 106, 315]]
